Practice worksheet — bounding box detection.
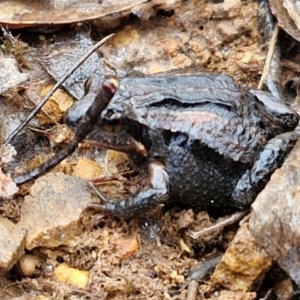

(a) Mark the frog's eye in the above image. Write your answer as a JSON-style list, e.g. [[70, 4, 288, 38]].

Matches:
[[102, 117, 124, 133], [104, 117, 120, 126]]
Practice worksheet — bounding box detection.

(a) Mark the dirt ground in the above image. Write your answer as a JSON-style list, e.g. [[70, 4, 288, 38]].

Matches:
[[0, 0, 299, 299]]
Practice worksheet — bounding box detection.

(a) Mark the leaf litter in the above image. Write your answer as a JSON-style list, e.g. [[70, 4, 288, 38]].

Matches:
[[0, 0, 299, 299]]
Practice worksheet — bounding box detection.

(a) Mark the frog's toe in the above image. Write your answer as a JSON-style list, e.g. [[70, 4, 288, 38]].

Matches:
[[87, 161, 169, 218], [87, 203, 106, 210], [87, 199, 134, 219], [86, 201, 121, 215]]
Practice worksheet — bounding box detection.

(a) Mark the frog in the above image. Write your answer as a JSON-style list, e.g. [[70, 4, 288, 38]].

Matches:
[[61, 71, 300, 219]]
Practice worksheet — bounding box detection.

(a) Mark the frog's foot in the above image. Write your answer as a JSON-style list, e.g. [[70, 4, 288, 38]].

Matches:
[[87, 161, 169, 218], [232, 131, 299, 208]]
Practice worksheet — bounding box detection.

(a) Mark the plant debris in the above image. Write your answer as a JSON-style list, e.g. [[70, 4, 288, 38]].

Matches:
[[0, 0, 299, 298]]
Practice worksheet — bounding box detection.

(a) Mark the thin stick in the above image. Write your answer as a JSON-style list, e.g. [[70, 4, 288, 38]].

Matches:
[[189, 209, 250, 239], [4, 33, 114, 146], [14, 78, 118, 185], [257, 23, 279, 89], [186, 280, 198, 300]]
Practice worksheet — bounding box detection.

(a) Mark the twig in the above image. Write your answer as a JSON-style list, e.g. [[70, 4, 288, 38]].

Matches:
[[186, 280, 199, 300], [4, 34, 114, 146], [189, 209, 250, 239], [14, 78, 118, 185], [282, 59, 300, 72], [257, 23, 279, 90], [179, 253, 222, 294], [187, 253, 222, 281]]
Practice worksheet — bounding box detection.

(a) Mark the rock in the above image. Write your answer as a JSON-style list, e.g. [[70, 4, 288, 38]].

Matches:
[[115, 237, 139, 259], [18, 172, 98, 250], [249, 139, 300, 286], [0, 216, 26, 272], [17, 254, 41, 277], [53, 263, 89, 289], [73, 158, 103, 179], [0, 167, 18, 198], [211, 223, 272, 291], [0, 54, 29, 95]]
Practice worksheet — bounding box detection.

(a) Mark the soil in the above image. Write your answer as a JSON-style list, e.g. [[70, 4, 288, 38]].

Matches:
[[0, 0, 299, 299]]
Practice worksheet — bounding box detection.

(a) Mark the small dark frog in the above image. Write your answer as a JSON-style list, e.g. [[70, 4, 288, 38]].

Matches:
[[65, 72, 299, 218]]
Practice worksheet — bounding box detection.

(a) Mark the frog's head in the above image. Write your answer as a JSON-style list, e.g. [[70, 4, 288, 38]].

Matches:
[[65, 76, 107, 127], [65, 76, 129, 129], [64, 76, 147, 157]]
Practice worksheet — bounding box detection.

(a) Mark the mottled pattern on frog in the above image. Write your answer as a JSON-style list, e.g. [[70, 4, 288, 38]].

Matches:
[[131, 127, 249, 209], [167, 138, 248, 208], [108, 74, 294, 164], [65, 73, 299, 218]]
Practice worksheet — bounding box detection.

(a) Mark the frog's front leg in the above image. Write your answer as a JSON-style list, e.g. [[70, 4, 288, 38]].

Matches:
[[232, 131, 299, 208], [88, 161, 169, 218]]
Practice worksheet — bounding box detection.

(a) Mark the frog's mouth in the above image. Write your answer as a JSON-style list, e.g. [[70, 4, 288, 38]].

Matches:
[[85, 126, 147, 158]]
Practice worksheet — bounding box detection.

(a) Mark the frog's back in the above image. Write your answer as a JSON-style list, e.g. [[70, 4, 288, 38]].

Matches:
[[118, 73, 245, 109], [113, 74, 265, 163]]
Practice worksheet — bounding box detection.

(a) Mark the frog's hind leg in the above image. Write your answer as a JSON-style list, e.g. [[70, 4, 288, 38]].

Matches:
[[232, 131, 299, 208], [87, 161, 169, 218]]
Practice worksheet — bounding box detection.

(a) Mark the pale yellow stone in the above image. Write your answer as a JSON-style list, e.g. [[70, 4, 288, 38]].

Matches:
[[54, 263, 89, 289]]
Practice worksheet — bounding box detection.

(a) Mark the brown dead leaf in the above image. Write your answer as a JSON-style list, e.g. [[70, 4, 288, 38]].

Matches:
[[0, 0, 148, 28], [270, 0, 300, 41]]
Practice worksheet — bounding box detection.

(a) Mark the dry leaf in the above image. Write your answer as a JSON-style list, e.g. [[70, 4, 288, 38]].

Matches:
[[0, 0, 148, 28], [270, 0, 300, 41]]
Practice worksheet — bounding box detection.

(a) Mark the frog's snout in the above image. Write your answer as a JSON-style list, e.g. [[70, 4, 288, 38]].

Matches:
[[64, 107, 80, 128], [64, 97, 92, 128]]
